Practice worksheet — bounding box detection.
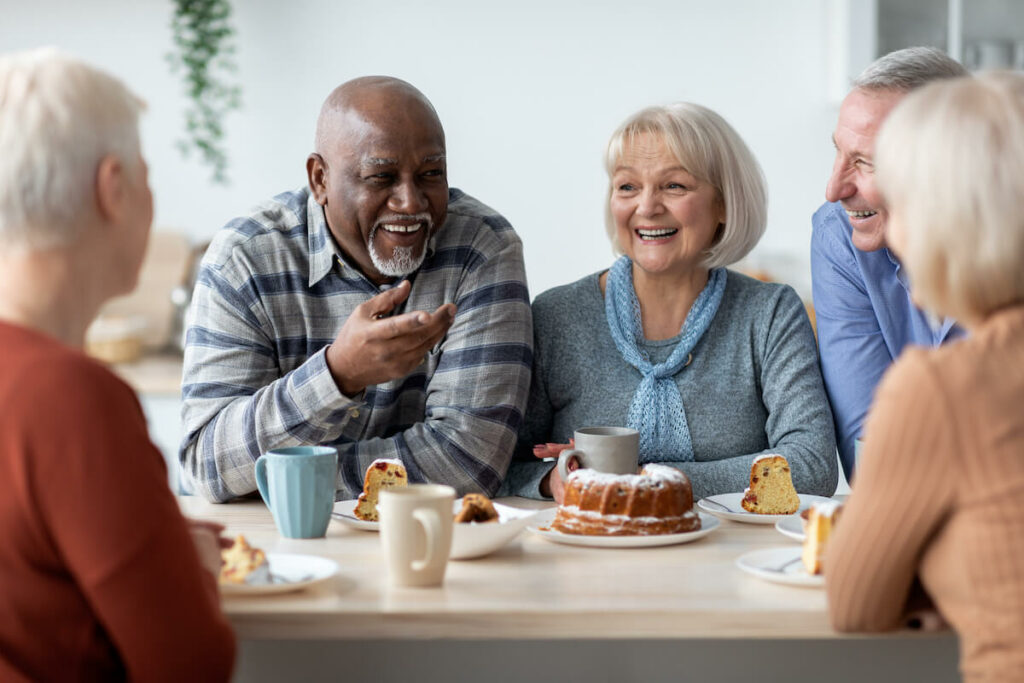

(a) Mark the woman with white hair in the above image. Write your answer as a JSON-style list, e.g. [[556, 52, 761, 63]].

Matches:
[[504, 103, 837, 501], [0, 49, 234, 680], [827, 72, 1024, 681]]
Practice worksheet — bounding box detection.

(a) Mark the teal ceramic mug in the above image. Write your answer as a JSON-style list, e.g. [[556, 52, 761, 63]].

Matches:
[[255, 446, 338, 538]]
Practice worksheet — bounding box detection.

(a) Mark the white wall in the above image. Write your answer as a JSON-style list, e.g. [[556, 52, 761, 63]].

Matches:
[[1, 0, 841, 298]]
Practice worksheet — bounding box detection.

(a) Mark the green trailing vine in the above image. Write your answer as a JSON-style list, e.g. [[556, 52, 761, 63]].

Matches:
[[167, 0, 241, 184]]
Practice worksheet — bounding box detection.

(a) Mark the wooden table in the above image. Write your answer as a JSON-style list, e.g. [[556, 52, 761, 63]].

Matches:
[[181, 496, 959, 682]]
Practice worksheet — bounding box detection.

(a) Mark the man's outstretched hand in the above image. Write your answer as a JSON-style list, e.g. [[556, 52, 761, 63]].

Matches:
[[326, 280, 456, 396]]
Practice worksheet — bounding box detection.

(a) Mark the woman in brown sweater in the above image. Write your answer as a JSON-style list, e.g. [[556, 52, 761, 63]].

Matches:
[[826, 71, 1024, 682], [0, 50, 235, 681]]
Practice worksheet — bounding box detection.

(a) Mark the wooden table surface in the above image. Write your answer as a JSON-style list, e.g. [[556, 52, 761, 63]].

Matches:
[[181, 495, 898, 642]]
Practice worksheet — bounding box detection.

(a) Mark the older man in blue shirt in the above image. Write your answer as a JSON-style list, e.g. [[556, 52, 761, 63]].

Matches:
[[811, 47, 967, 480]]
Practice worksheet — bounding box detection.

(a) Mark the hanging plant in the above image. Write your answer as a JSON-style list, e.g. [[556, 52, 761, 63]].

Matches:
[[167, 0, 242, 184]]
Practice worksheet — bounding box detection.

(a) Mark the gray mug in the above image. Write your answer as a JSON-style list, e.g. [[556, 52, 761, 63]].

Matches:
[[557, 426, 640, 482]]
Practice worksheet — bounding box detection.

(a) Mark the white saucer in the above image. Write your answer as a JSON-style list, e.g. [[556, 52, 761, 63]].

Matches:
[[775, 515, 806, 542], [735, 547, 823, 587], [528, 511, 719, 548], [331, 499, 378, 531], [697, 493, 833, 525], [220, 553, 339, 596]]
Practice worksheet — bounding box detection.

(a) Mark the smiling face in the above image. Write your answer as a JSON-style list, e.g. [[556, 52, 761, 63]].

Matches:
[[609, 132, 725, 278], [826, 88, 904, 252], [308, 83, 448, 285]]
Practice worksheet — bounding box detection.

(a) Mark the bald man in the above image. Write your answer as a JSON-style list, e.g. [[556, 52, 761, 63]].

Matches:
[[180, 77, 532, 502]]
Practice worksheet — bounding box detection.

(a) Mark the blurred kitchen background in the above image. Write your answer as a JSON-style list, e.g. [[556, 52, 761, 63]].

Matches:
[[4, 0, 1022, 487]]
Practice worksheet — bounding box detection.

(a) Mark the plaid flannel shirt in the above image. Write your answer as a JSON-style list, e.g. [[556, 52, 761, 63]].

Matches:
[[179, 187, 532, 502]]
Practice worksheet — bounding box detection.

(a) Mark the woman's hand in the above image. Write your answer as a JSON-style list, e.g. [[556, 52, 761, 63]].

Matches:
[[187, 519, 230, 578], [535, 440, 577, 503], [532, 439, 574, 460]]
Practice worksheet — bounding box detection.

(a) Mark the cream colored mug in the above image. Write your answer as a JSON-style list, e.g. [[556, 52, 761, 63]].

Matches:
[[379, 484, 455, 587], [557, 426, 640, 482]]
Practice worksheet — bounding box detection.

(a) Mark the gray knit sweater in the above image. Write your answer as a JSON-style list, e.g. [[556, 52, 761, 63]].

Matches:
[[501, 270, 838, 500]]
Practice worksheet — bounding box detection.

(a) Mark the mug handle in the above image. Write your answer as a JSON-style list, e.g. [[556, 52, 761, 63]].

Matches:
[[254, 456, 271, 509], [411, 508, 441, 572], [557, 449, 584, 483]]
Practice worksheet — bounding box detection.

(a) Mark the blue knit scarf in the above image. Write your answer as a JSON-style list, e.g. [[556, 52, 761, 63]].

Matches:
[[604, 256, 726, 462]]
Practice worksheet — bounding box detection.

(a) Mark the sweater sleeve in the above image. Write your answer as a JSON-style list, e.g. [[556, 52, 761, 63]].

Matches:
[[32, 358, 235, 681], [659, 286, 839, 500], [825, 349, 957, 631]]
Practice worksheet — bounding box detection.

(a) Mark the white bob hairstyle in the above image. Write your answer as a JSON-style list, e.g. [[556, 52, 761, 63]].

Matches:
[[0, 48, 144, 248], [603, 103, 767, 269], [876, 71, 1024, 324]]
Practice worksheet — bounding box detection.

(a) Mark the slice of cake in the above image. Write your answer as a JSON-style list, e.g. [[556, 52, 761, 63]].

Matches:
[[740, 454, 800, 514], [353, 458, 407, 521], [801, 501, 844, 575], [454, 493, 500, 523], [219, 535, 271, 585]]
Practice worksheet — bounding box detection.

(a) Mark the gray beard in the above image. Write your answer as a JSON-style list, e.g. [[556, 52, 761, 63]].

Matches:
[[368, 227, 426, 277]]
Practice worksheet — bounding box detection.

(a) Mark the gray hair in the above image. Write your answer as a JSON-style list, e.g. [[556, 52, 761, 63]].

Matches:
[[876, 71, 1024, 323], [853, 46, 968, 93], [0, 48, 144, 248], [604, 103, 767, 269]]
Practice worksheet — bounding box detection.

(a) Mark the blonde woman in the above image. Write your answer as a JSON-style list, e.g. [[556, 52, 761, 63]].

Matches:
[[504, 104, 837, 502], [827, 72, 1024, 682]]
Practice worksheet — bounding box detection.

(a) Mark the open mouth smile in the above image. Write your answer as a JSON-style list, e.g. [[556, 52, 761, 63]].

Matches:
[[636, 227, 679, 241]]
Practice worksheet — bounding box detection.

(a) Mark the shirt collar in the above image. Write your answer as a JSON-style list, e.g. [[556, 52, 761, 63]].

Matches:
[[307, 193, 340, 287], [885, 246, 961, 340]]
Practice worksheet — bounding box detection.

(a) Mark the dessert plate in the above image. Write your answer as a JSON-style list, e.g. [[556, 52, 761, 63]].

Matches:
[[696, 493, 833, 525], [220, 553, 339, 596], [775, 515, 806, 542], [331, 499, 379, 531], [528, 511, 719, 548], [735, 547, 823, 587], [450, 503, 547, 560]]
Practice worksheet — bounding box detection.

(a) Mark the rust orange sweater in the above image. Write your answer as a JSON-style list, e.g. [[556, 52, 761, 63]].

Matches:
[[827, 305, 1024, 682], [0, 322, 235, 682]]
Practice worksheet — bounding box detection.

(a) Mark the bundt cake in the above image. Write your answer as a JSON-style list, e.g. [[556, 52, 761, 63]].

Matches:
[[353, 458, 407, 521], [802, 500, 843, 575], [454, 493, 500, 523], [741, 454, 800, 514], [219, 535, 271, 585], [550, 464, 701, 536]]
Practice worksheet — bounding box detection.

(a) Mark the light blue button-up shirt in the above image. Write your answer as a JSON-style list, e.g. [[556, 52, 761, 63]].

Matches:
[[811, 201, 962, 480]]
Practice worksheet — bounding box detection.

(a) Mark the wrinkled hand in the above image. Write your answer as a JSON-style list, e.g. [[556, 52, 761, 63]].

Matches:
[[532, 439, 574, 460], [326, 280, 456, 396], [536, 440, 577, 504], [187, 519, 230, 578]]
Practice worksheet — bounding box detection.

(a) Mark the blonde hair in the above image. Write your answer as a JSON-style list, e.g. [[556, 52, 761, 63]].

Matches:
[[0, 48, 144, 248], [604, 103, 767, 268], [876, 71, 1024, 323]]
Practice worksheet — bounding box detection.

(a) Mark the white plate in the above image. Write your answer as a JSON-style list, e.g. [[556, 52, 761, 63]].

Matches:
[[735, 547, 823, 587], [527, 511, 719, 548], [775, 515, 806, 542], [220, 553, 339, 596], [450, 502, 547, 560], [696, 493, 833, 524], [331, 499, 379, 531]]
